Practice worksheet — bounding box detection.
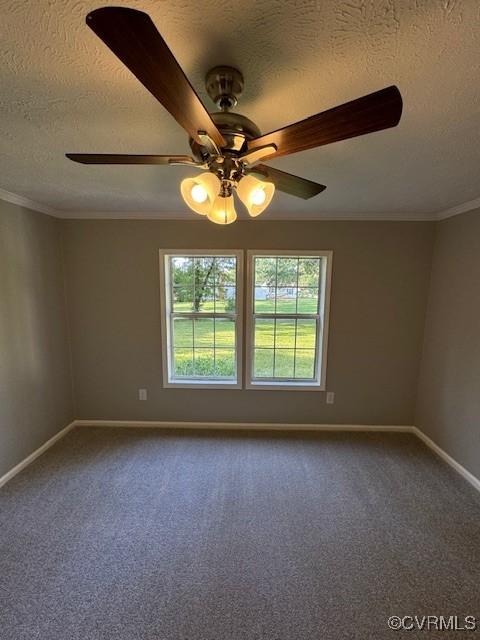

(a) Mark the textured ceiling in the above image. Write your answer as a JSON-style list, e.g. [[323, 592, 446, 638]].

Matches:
[[0, 0, 479, 219]]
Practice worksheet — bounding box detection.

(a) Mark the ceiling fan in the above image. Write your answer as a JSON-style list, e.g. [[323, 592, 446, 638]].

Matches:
[[66, 6, 403, 224]]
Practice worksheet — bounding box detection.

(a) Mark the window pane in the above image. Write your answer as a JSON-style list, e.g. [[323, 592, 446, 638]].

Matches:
[[254, 257, 277, 286], [215, 285, 236, 312], [255, 286, 275, 313], [275, 319, 296, 348], [173, 286, 194, 312], [166, 253, 239, 384], [297, 287, 318, 314], [194, 256, 215, 274], [296, 319, 317, 349], [274, 349, 295, 378], [215, 349, 235, 378], [276, 287, 297, 313], [171, 257, 193, 287], [254, 349, 274, 378], [193, 257, 215, 312], [215, 318, 235, 347], [247, 253, 325, 386], [173, 318, 193, 348], [254, 319, 274, 348], [174, 349, 193, 377], [194, 318, 214, 348], [295, 350, 316, 379], [194, 291, 215, 312], [215, 257, 236, 285], [298, 258, 320, 287], [194, 349, 215, 377], [276, 257, 298, 287]]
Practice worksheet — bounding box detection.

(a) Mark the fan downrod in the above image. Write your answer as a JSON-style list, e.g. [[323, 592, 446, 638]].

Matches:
[[206, 66, 244, 111]]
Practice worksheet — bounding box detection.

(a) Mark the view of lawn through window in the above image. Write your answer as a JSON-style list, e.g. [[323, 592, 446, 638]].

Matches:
[[169, 255, 238, 379], [252, 256, 322, 380], [162, 251, 329, 387]]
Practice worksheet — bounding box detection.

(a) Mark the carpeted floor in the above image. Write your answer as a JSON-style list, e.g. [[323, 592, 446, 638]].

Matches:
[[0, 428, 479, 640]]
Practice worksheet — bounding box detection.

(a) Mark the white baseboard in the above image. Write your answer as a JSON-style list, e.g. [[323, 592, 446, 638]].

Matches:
[[0, 421, 76, 489], [73, 419, 415, 433], [413, 427, 480, 493]]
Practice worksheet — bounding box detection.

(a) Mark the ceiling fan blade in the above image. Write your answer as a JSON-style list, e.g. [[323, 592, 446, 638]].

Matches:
[[66, 154, 198, 165], [238, 144, 277, 166], [250, 164, 326, 199], [86, 7, 226, 148], [247, 86, 402, 159]]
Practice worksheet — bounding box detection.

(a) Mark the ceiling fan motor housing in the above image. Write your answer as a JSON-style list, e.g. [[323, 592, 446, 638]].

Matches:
[[189, 66, 261, 161], [189, 111, 261, 160]]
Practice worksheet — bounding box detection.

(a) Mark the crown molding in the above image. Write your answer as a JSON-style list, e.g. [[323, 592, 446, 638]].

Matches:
[[0, 187, 60, 217], [436, 196, 480, 220]]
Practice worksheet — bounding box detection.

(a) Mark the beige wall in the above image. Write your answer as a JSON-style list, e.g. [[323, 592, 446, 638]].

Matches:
[[61, 219, 434, 425], [416, 209, 480, 479], [0, 201, 74, 477]]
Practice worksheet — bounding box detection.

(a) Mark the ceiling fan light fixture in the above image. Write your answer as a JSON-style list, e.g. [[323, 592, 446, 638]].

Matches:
[[237, 174, 275, 217], [207, 193, 237, 225], [180, 172, 220, 215]]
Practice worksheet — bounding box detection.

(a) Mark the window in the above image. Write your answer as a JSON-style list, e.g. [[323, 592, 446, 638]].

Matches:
[[160, 250, 243, 387], [246, 251, 332, 390], [160, 249, 332, 390]]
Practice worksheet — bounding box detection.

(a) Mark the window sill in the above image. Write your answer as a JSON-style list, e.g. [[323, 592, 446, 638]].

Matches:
[[246, 381, 324, 391], [164, 379, 241, 390]]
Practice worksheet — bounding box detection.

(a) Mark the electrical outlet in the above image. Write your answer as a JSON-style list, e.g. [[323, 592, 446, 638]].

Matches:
[[138, 388, 147, 401], [326, 391, 335, 405]]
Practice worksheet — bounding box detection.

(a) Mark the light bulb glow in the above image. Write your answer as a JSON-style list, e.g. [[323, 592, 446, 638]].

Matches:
[[191, 183, 208, 203], [180, 172, 220, 215], [237, 174, 275, 217], [251, 188, 266, 206], [207, 194, 237, 225]]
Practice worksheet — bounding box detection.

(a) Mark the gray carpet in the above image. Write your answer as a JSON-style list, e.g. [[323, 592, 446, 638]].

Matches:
[[1, 428, 479, 640]]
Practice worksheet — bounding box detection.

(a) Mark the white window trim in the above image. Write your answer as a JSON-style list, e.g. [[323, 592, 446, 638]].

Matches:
[[245, 249, 333, 391], [159, 249, 244, 389]]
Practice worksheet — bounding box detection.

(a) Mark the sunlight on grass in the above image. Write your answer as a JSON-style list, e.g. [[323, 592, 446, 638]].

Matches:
[[253, 318, 317, 379], [254, 296, 318, 314], [173, 318, 236, 378], [171, 316, 317, 379]]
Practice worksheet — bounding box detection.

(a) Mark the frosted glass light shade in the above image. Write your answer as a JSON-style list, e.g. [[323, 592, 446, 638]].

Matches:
[[237, 174, 275, 217], [180, 172, 220, 215], [207, 194, 237, 225]]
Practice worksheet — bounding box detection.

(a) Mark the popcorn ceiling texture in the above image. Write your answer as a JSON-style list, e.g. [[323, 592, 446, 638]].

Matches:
[[0, 0, 479, 218]]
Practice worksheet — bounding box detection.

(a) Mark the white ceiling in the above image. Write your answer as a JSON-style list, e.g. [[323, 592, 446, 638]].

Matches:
[[0, 0, 479, 220]]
